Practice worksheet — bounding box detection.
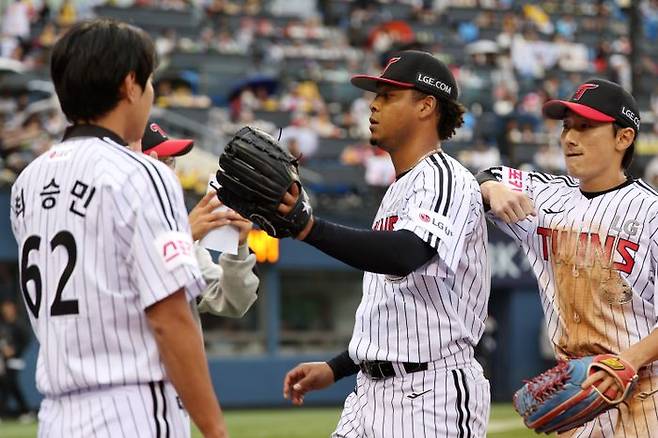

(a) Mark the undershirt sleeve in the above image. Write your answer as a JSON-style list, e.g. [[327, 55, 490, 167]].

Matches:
[[303, 218, 436, 277]]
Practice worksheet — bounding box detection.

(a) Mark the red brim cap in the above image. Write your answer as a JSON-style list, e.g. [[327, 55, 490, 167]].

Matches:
[[542, 100, 615, 122], [351, 74, 414, 93], [143, 139, 194, 158]]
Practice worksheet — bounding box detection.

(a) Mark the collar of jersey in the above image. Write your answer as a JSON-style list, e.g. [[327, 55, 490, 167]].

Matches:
[[395, 150, 442, 181], [580, 178, 634, 199], [62, 124, 128, 146]]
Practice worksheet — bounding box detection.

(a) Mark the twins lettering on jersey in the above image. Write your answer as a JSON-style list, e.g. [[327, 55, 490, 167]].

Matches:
[[373, 215, 398, 231], [536, 217, 640, 275]]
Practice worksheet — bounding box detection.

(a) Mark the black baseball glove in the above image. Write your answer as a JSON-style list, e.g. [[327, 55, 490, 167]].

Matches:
[[216, 126, 312, 238]]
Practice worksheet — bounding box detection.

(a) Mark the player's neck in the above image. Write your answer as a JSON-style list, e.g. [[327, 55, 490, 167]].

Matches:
[[391, 137, 442, 175], [578, 169, 628, 193], [391, 142, 441, 175], [84, 111, 132, 144]]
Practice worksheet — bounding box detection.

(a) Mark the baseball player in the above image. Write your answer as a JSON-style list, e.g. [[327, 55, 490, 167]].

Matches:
[[477, 78, 658, 436], [282, 50, 491, 437], [9, 19, 228, 438], [137, 122, 259, 320]]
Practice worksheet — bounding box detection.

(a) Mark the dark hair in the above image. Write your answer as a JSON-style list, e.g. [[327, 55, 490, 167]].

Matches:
[[50, 19, 157, 123], [412, 90, 466, 140], [613, 123, 635, 170]]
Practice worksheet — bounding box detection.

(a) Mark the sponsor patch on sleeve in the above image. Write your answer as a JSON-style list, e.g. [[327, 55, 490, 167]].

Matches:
[[154, 231, 197, 271], [501, 166, 527, 192], [403, 208, 454, 241]]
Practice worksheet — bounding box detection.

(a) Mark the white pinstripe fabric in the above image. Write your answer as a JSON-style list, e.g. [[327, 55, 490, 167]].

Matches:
[[10, 136, 205, 397], [332, 363, 489, 438], [37, 382, 190, 438]]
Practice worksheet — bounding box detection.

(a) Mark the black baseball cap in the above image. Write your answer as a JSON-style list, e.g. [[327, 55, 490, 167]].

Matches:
[[351, 50, 459, 101], [543, 78, 640, 134], [142, 122, 194, 157]]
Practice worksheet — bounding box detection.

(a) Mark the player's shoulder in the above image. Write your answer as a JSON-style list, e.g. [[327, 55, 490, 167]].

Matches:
[[630, 179, 658, 218], [93, 137, 177, 186], [631, 178, 658, 199], [415, 151, 475, 183], [528, 171, 578, 188]]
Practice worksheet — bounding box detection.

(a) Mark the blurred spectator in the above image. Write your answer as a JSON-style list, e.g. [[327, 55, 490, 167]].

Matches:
[[0, 300, 31, 420], [2, 1, 30, 40], [458, 141, 501, 173], [280, 115, 319, 160], [644, 155, 658, 189], [309, 108, 342, 138], [534, 144, 566, 173], [341, 142, 394, 187]]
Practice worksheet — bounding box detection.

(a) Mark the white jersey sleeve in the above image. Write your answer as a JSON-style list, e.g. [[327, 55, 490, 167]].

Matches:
[[123, 159, 205, 309], [393, 155, 478, 276], [650, 215, 658, 331], [483, 165, 540, 243]]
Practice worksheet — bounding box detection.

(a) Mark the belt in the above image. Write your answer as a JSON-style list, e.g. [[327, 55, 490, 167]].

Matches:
[[359, 360, 428, 380]]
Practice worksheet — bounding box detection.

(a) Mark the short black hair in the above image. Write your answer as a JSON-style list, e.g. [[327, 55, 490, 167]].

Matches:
[[613, 123, 635, 170], [413, 90, 466, 140], [51, 18, 157, 123]]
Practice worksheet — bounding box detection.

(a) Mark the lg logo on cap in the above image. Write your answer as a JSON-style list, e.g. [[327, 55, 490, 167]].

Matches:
[[416, 73, 452, 94], [621, 106, 640, 129]]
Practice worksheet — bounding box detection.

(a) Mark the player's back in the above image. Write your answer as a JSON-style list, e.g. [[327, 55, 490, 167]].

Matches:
[[10, 126, 202, 397]]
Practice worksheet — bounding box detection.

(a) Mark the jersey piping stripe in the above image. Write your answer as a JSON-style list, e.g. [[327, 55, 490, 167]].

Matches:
[[149, 381, 161, 438], [636, 180, 658, 197], [452, 369, 466, 438], [158, 381, 171, 438], [460, 369, 472, 438], [428, 155, 450, 215], [438, 153, 453, 216], [102, 139, 177, 231]]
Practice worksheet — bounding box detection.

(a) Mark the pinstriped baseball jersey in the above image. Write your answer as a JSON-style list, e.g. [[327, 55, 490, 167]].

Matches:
[[348, 151, 490, 364], [487, 166, 658, 368], [9, 127, 205, 397]]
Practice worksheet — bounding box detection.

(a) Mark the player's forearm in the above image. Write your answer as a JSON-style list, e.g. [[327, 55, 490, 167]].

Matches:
[[302, 218, 435, 276], [620, 329, 658, 371], [475, 169, 502, 210], [326, 350, 359, 381], [146, 290, 228, 438]]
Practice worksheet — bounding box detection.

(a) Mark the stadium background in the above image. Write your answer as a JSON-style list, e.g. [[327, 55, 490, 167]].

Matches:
[[1, 0, 658, 436]]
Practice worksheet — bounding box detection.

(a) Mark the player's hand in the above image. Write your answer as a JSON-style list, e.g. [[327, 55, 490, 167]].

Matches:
[[189, 192, 232, 241], [278, 183, 314, 240], [581, 369, 623, 401], [283, 361, 335, 406], [225, 210, 252, 245], [481, 181, 536, 223]]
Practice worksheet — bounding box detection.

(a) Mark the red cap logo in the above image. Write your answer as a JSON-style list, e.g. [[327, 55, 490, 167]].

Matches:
[[572, 83, 598, 101], [150, 123, 168, 139], [382, 57, 401, 75]]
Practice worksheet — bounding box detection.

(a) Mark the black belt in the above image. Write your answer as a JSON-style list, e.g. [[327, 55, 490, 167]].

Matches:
[[359, 360, 428, 380]]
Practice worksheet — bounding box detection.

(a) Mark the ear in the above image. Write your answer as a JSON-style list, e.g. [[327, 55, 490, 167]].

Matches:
[[418, 94, 438, 120], [121, 72, 139, 103], [615, 126, 635, 153]]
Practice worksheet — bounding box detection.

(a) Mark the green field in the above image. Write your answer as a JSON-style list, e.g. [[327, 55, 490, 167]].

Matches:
[[1, 404, 542, 437]]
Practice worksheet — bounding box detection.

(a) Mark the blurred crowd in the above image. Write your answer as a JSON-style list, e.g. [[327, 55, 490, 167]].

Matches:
[[2, 0, 658, 197]]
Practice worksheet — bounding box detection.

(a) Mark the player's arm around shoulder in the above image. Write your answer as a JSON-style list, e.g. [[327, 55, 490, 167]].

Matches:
[[477, 166, 536, 224]]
